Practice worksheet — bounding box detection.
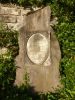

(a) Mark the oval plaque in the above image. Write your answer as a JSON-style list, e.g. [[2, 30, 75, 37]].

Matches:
[[27, 33, 49, 64]]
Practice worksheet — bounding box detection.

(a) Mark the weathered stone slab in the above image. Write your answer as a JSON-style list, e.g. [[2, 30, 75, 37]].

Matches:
[[0, 6, 20, 15], [25, 6, 51, 32], [0, 15, 17, 23], [15, 6, 61, 93]]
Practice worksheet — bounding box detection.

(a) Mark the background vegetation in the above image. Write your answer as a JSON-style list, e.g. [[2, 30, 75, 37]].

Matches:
[[0, 0, 75, 100]]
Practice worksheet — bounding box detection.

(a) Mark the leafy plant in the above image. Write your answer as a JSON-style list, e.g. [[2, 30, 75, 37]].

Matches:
[[0, 23, 19, 88]]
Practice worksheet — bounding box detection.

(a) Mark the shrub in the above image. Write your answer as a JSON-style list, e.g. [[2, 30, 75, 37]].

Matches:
[[0, 23, 19, 88]]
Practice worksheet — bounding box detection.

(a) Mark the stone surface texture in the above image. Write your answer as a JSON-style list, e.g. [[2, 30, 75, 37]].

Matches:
[[0, 4, 61, 93], [0, 4, 31, 30]]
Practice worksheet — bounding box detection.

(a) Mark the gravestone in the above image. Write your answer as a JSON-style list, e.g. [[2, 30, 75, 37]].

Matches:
[[0, 4, 61, 93], [15, 6, 61, 93]]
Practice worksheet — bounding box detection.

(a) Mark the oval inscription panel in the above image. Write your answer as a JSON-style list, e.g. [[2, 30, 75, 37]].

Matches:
[[27, 33, 49, 64]]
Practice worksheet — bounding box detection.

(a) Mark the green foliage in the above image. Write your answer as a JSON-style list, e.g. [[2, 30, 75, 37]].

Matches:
[[0, 23, 19, 89], [0, 0, 50, 7], [17, 0, 49, 7]]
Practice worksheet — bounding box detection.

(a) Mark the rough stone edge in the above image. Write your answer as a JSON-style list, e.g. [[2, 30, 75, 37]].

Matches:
[[50, 26, 62, 92]]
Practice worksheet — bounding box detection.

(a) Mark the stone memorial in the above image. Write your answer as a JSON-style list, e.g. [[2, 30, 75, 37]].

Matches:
[[0, 4, 61, 93]]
